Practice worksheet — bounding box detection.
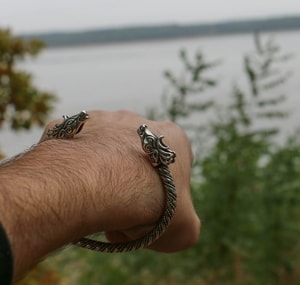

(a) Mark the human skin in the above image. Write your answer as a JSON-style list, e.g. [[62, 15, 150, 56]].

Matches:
[[0, 110, 200, 280]]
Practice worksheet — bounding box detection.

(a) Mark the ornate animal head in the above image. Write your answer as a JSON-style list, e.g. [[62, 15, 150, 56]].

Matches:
[[137, 124, 176, 167], [47, 110, 89, 139]]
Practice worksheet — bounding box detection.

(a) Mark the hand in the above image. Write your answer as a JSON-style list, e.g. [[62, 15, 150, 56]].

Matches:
[[40, 110, 200, 252], [0, 110, 200, 279]]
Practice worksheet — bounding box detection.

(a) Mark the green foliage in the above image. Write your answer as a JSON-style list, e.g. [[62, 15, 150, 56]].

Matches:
[[0, 28, 57, 131], [161, 49, 218, 122], [149, 33, 300, 285], [150, 49, 218, 125], [251, 138, 300, 284]]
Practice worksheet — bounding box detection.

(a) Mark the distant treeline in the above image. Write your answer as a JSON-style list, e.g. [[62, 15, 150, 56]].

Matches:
[[22, 15, 300, 48]]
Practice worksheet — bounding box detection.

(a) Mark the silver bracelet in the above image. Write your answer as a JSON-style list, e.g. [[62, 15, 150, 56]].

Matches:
[[46, 111, 176, 253]]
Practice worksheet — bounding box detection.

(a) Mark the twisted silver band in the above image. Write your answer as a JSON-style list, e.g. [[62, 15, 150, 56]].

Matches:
[[46, 111, 177, 252]]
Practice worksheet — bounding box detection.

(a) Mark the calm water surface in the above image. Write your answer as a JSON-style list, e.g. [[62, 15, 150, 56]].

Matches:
[[1, 31, 300, 156]]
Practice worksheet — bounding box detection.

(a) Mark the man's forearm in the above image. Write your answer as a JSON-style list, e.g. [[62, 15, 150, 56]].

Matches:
[[0, 136, 164, 279], [0, 110, 200, 281], [0, 139, 109, 278]]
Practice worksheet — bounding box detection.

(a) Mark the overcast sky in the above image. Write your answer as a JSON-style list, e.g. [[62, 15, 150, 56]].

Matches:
[[0, 0, 299, 34]]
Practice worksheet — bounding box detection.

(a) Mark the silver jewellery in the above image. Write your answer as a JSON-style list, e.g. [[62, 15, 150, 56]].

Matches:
[[46, 111, 177, 253], [47, 110, 89, 139]]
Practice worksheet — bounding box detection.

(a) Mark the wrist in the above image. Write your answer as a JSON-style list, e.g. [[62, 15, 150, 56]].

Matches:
[[78, 131, 165, 232]]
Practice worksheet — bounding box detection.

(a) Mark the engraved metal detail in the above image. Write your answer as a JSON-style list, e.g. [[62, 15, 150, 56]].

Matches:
[[137, 124, 176, 167], [47, 110, 89, 139]]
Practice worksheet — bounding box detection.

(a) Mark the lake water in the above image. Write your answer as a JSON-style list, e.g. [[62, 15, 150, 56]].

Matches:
[[1, 30, 300, 156]]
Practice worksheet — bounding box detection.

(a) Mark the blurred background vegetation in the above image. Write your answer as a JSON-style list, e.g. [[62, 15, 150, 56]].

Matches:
[[1, 28, 300, 285], [0, 28, 56, 158]]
